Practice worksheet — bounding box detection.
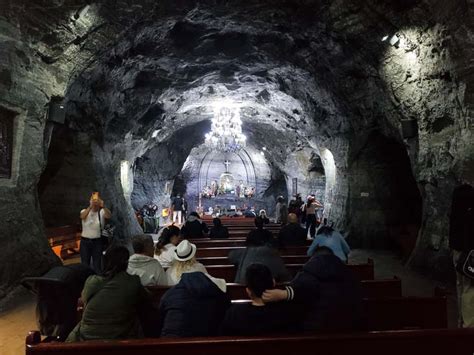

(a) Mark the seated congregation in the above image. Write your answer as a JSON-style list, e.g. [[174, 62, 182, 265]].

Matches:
[[29, 212, 471, 355], [61, 214, 371, 341]]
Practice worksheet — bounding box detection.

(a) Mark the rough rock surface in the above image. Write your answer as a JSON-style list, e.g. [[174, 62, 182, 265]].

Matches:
[[0, 0, 473, 295]]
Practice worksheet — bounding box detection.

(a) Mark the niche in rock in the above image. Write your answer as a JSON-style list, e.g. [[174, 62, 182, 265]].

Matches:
[[38, 125, 97, 227], [347, 131, 422, 256], [0, 107, 15, 179]]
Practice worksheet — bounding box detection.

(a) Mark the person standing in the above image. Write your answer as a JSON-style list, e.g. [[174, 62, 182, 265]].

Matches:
[[278, 213, 307, 247], [449, 183, 474, 328], [303, 195, 323, 239], [275, 196, 288, 224], [80, 192, 112, 273], [171, 194, 185, 225]]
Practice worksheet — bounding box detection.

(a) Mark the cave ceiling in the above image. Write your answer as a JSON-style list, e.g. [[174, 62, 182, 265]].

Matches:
[[4, 0, 446, 163]]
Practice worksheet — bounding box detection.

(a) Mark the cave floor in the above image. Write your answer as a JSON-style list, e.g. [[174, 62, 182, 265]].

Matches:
[[0, 249, 458, 355]]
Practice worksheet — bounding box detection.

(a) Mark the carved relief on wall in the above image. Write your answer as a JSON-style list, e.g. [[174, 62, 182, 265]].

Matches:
[[0, 107, 14, 179]]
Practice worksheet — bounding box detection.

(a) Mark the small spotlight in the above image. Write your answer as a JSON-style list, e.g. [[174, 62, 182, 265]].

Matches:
[[260, 151, 264, 156], [152, 130, 159, 138], [389, 35, 400, 47], [381, 35, 389, 42], [262, 147, 266, 151]]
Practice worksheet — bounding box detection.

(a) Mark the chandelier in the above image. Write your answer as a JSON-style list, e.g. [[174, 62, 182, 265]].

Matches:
[[205, 102, 246, 153]]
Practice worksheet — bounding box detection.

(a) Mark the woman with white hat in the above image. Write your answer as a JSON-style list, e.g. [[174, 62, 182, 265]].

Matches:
[[159, 240, 230, 337], [166, 240, 208, 285]]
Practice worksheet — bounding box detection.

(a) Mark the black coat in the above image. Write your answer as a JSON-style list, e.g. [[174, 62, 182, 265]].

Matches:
[[278, 223, 307, 247], [289, 254, 365, 332], [181, 220, 209, 238], [159, 272, 230, 337], [209, 226, 229, 239], [449, 184, 474, 251]]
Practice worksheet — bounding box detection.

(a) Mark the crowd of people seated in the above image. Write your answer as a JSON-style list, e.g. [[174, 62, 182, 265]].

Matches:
[[65, 210, 363, 342]]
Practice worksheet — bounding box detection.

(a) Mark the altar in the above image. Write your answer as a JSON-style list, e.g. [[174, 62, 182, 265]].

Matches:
[[197, 156, 257, 214]]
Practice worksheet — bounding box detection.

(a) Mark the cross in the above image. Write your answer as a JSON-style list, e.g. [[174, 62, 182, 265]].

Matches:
[[224, 160, 231, 173]]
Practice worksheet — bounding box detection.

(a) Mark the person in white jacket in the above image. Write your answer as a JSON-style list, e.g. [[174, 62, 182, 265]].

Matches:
[[127, 234, 167, 286]]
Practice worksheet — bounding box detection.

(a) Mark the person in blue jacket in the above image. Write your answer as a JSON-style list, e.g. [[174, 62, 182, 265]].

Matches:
[[307, 224, 350, 263]]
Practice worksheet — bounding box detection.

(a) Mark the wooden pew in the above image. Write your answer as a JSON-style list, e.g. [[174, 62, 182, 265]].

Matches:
[[196, 246, 310, 258], [204, 260, 374, 282], [146, 277, 401, 304], [198, 255, 311, 265], [27, 328, 473, 355], [190, 239, 312, 248], [230, 294, 447, 330], [46, 225, 81, 260], [364, 295, 447, 330]]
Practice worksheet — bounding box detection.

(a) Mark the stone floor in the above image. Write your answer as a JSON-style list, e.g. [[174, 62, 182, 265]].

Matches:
[[0, 249, 458, 355]]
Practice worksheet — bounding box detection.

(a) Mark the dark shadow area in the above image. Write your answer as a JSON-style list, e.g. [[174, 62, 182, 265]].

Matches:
[[347, 131, 422, 257]]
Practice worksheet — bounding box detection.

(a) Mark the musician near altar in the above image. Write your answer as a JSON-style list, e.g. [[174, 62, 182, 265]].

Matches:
[[80, 192, 112, 272]]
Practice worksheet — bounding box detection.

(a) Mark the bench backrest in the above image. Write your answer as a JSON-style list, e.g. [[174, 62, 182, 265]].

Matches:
[[190, 239, 312, 248], [204, 260, 374, 282], [26, 328, 471, 355], [198, 255, 310, 265], [146, 277, 401, 302], [196, 246, 309, 257], [46, 226, 80, 247]]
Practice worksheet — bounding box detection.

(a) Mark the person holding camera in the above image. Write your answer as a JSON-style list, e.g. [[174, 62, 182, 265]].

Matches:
[[80, 192, 112, 273]]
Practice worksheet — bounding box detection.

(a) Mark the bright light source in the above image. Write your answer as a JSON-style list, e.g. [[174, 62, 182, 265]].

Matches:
[[381, 35, 389, 42], [262, 147, 267, 151], [260, 151, 265, 156], [120, 161, 132, 196], [152, 130, 159, 138], [389, 35, 400, 47], [204, 99, 246, 153]]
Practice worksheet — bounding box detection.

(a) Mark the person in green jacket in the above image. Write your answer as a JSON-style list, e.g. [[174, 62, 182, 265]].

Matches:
[[66, 246, 149, 341]]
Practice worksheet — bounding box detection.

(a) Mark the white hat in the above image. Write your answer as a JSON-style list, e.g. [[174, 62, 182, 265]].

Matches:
[[174, 240, 197, 262]]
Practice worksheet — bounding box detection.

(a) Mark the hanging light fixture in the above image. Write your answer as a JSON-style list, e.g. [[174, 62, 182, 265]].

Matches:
[[205, 100, 246, 153]]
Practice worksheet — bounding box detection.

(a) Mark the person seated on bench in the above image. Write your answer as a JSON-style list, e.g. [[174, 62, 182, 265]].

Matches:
[[278, 213, 307, 247], [247, 216, 275, 247], [257, 209, 270, 224], [209, 217, 230, 239], [66, 246, 149, 342], [166, 240, 209, 285], [181, 212, 209, 238], [159, 249, 230, 336], [228, 231, 291, 284], [307, 224, 350, 263], [127, 234, 167, 286], [221, 263, 299, 335], [262, 246, 365, 332], [155, 225, 181, 268]]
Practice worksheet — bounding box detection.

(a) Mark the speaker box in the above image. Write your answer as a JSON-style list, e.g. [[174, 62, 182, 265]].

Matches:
[[401, 119, 418, 139], [48, 99, 66, 124]]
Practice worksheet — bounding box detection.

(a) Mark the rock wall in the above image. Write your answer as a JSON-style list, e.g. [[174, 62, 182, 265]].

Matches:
[[0, 19, 62, 298], [1, 0, 473, 297]]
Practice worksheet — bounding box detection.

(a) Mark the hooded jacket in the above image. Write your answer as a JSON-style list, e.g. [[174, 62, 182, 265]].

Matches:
[[159, 272, 231, 337], [127, 254, 167, 286], [181, 215, 209, 238], [286, 254, 365, 331], [228, 246, 291, 284]]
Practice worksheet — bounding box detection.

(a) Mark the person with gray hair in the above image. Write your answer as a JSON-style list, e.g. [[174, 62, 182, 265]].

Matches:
[[127, 234, 167, 286]]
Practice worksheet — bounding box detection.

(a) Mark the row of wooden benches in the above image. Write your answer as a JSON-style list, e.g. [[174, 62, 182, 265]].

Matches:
[[46, 225, 291, 260], [26, 328, 474, 355], [147, 278, 401, 299], [196, 260, 374, 282]]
